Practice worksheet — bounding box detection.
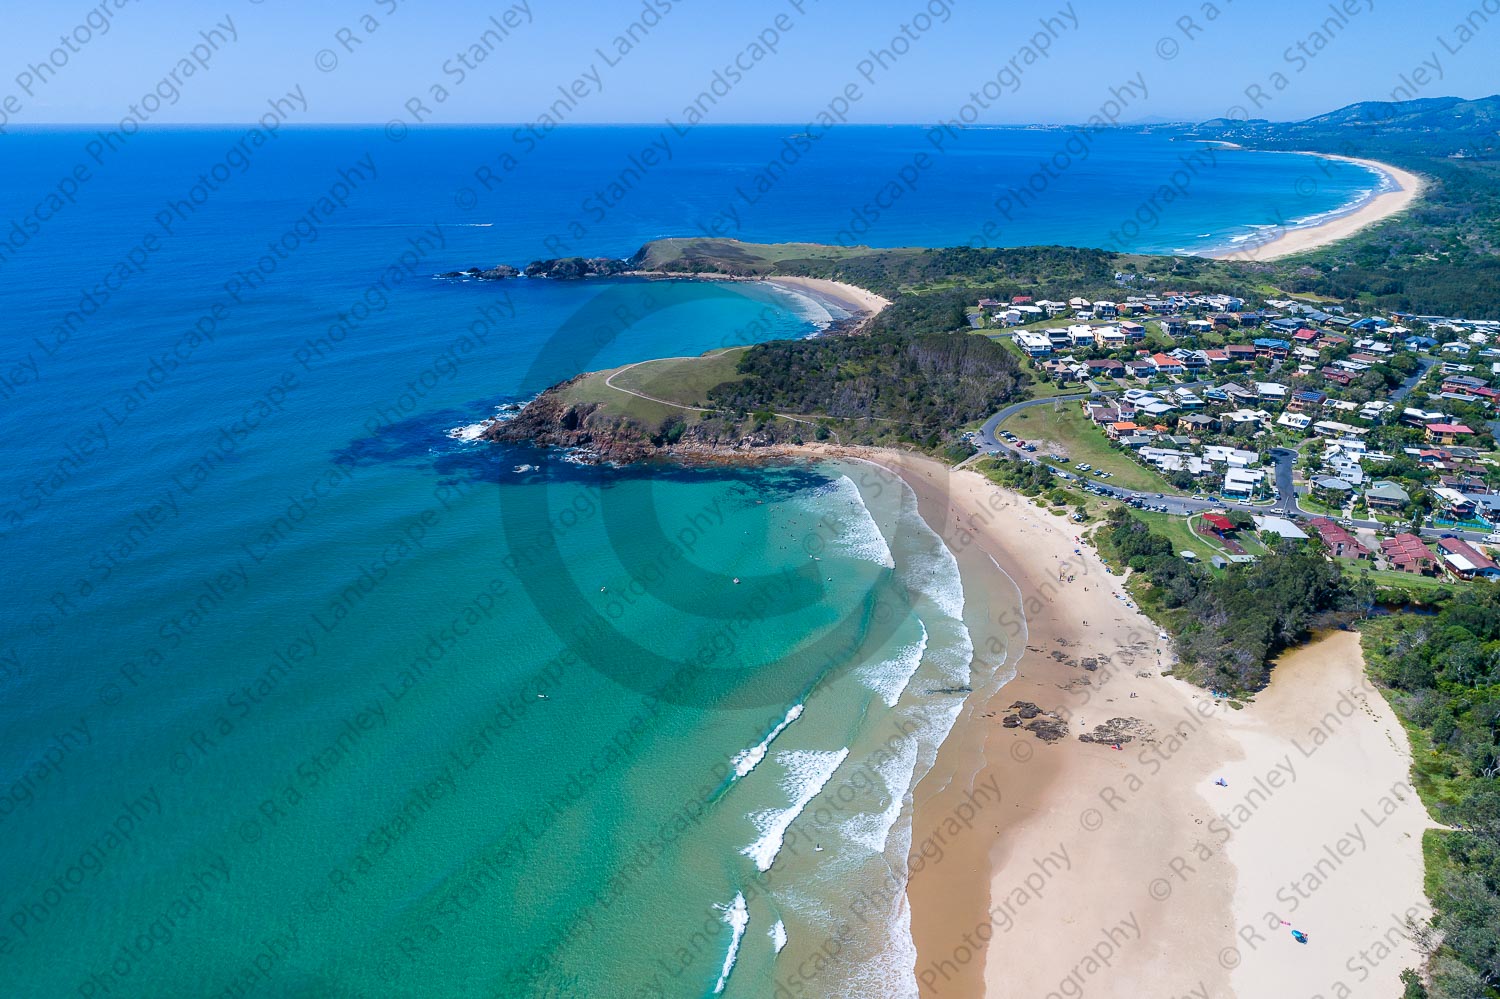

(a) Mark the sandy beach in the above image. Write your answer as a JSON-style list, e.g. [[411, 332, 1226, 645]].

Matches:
[[1211, 154, 1426, 262], [786, 446, 1433, 998], [765, 275, 893, 317]]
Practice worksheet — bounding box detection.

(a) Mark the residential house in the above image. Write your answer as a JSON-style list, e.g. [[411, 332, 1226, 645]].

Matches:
[[1276, 412, 1312, 432], [1312, 420, 1367, 438], [1306, 517, 1370, 560], [1042, 359, 1083, 382], [1365, 480, 1411, 510], [1312, 476, 1355, 501], [1437, 538, 1500, 579], [1432, 487, 1478, 520], [1107, 421, 1142, 440], [1321, 366, 1355, 387], [1125, 360, 1154, 380], [1287, 389, 1326, 413], [1203, 445, 1258, 467], [1439, 475, 1489, 495], [1256, 382, 1288, 401], [1225, 344, 1257, 363], [1178, 414, 1218, 433], [1253, 337, 1291, 359], [1223, 467, 1266, 498], [1381, 534, 1437, 575], [1426, 423, 1475, 445], [1086, 358, 1125, 378], [1150, 352, 1186, 376], [1014, 331, 1053, 356], [1084, 401, 1121, 425], [1093, 326, 1129, 350]]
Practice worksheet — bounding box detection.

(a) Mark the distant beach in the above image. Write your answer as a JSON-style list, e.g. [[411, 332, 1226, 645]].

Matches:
[[1209, 154, 1426, 262]]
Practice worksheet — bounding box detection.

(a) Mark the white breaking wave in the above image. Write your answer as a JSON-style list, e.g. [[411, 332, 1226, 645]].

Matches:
[[742, 748, 850, 872], [729, 703, 804, 780], [770, 919, 788, 955], [840, 734, 918, 854], [802, 476, 895, 569], [894, 486, 965, 621], [713, 893, 749, 994], [856, 624, 928, 708]]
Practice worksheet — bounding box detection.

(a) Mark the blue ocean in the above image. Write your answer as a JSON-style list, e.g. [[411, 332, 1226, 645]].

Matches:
[[0, 126, 1378, 997]]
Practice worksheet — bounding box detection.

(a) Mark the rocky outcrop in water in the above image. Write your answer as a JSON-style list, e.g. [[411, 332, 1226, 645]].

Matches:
[[522, 256, 633, 279], [438, 264, 520, 281]]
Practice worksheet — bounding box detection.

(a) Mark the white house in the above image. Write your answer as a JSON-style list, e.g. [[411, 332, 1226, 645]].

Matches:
[[1224, 467, 1266, 498], [1203, 445, 1259, 467]]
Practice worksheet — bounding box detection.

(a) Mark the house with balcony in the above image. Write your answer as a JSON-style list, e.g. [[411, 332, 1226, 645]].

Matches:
[[1223, 467, 1267, 498], [1437, 537, 1500, 579], [1426, 423, 1476, 446]]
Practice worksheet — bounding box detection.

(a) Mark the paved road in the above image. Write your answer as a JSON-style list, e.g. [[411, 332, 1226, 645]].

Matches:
[[1390, 356, 1436, 404], [963, 392, 1496, 546]]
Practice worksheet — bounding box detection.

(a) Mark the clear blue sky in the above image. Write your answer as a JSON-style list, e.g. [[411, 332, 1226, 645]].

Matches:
[[1, 0, 1493, 126]]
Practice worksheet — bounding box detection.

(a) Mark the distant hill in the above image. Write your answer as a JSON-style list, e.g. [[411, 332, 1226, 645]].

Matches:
[[1189, 94, 1500, 158]]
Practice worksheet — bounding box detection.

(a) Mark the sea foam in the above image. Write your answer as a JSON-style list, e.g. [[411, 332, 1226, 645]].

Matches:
[[742, 748, 849, 872], [712, 892, 749, 994], [729, 703, 804, 780], [856, 624, 928, 708]]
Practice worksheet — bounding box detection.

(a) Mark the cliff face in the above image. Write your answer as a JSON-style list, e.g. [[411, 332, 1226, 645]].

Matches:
[[484, 379, 798, 464]]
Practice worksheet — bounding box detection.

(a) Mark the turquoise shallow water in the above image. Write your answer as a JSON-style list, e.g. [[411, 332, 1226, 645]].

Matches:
[[0, 126, 1379, 996]]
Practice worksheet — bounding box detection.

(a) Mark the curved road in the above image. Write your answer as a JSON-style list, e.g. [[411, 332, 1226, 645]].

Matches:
[[961, 387, 1299, 519], [962, 389, 1497, 545]]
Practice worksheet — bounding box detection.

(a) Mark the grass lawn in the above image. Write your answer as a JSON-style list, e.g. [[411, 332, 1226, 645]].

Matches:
[[1356, 567, 1461, 597], [609, 348, 747, 408], [1133, 510, 1232, 565], [558, 368, 690, 426], [1000, 403, 1175, 492], [557, 348, 749, 429]]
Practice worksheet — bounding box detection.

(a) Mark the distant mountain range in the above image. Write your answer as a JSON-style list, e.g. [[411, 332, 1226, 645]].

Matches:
[[1188, 94, 1500, 158]]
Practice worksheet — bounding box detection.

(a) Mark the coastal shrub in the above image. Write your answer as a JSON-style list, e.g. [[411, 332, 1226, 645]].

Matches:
[[1100, 509, 1354, 691], [1363, 583, 1500, 995], [709, 330, 1024, 448]]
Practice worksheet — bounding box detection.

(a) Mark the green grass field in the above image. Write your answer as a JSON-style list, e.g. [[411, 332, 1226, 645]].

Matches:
[[609, 348, 747, 408], [1357, 567, 1460, 596], [1133, 510, 1233, 564], [555, 348, 748, 429], [1000, 403, 1175, 492]]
